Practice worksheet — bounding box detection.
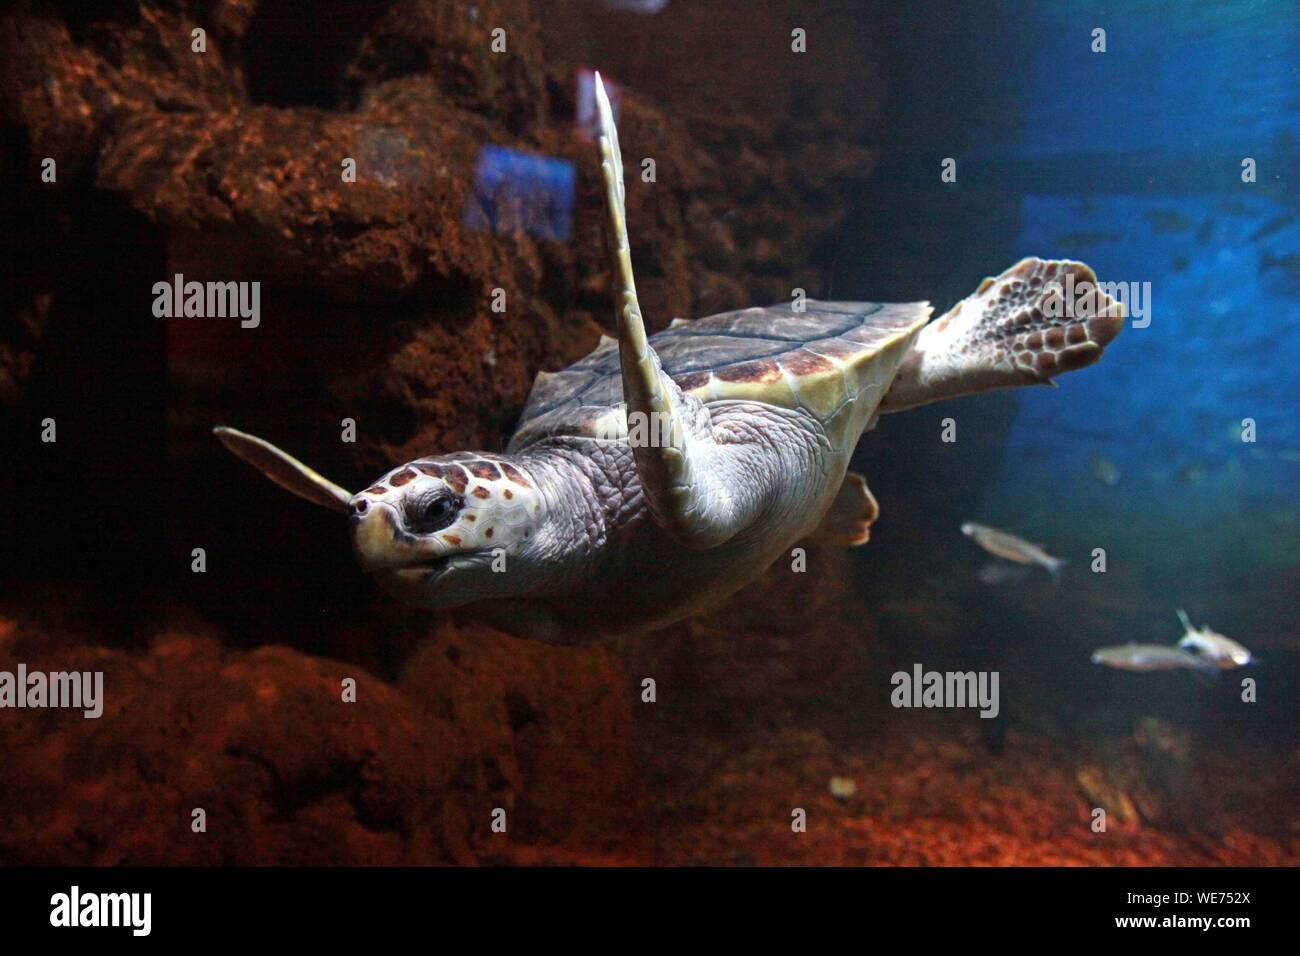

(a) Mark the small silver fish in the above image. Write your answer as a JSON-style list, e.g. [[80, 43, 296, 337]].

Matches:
[[1260, 251, 1300, 283], [1088, 453, 1121, 486], [1090, 643, 1218, 674], [977, 562, 1030, 586], [1055, 230, 1122, 251], [1143, 209, 1194, 234], [961, 523, 1065, 582], [1176, 610, 1252, 668]]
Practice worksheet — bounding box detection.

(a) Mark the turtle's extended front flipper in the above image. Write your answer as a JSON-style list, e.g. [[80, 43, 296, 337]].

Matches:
[[594, 74, 756, 549], [880, 258, 1125, 412], [214, 426, 353, 513]]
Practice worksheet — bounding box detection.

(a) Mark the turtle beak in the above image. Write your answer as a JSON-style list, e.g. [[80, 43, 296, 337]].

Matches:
[[350, 496, 401, 569], [349, 494, 455, 579]]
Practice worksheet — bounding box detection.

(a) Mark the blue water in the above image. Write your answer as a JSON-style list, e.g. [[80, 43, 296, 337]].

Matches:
[[977, 0, 1300, 586], [1013, 0, 1300, 161]]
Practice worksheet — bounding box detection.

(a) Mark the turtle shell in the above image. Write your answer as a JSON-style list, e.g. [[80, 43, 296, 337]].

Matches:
[[508, 300, 930, 452]]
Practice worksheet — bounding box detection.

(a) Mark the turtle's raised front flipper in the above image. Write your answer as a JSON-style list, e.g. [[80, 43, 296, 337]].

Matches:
[[594, 74, 753, 549], [214, 426, 353, 513], [879, 258, 1125, 413]]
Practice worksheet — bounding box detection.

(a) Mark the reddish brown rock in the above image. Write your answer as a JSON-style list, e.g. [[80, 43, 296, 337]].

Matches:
[[0, 614, 643, 865], [0, 0, 1089, 871]]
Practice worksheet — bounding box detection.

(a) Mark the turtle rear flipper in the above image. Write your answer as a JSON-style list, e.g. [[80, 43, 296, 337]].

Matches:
[[802, 472, 878, 548], [880, 258, 1125, 412]]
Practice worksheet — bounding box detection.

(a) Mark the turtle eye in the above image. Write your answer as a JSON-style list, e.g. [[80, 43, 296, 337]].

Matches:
[[408, 493, 462, 534]]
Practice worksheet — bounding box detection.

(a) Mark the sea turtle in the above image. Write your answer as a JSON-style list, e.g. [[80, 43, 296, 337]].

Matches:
[[215, 75, 1124, 641]]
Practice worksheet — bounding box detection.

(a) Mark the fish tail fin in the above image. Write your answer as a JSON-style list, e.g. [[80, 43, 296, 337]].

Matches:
[[1179, 646, 1220, 681], [1176, 608, 1194, 632], [1048, 557, 1067, 586], [1191, 663, 1220, 686]]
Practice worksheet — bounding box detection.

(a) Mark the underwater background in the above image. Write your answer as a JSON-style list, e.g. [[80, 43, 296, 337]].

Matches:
[[0, 0, 1296, 864]]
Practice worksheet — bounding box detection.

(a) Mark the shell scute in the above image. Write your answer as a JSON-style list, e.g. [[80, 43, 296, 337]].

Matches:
[[509, 300, 930, 450]]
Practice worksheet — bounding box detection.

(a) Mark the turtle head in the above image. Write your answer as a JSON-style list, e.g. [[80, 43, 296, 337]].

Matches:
[[214, 428, 550, 610], [349, 454, 548, 608]]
